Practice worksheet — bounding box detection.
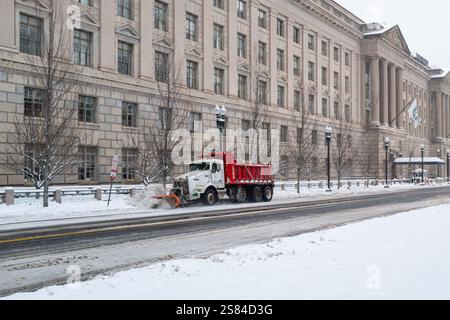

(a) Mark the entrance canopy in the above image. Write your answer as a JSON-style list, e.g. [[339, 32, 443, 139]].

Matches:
[[394, 157, 446, 166]]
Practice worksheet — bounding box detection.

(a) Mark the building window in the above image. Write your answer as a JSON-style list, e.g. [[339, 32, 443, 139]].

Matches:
[[334, 101, 340, 119], [237, 33, 247, 58], [20, 14, 42, 56], [24, 87, 44, 117], [117, 0, 132, 19], [345, 52, 350, 67], [322, 98, 328, 117], [213, 0, 224, 9], [186, 60, 199, 89], [122, 148, 137, 180], [321, 67, 328, 86], [237, 0, 247, 19], [258, 41, 267, 65], [258, 9, 267, 28], [186, 13, 198, 41], [122, 102, 138, 127], [213, 24, 224, 50], [154, 1, 168, 31], [158, 107, 168, 130], [294, 90, 301, 111], [78, 146, 96, 181], [277, 49, 285, 71], [73, 29, 92, 67], [78, 95, 96, 123], [293, 56, 301, 76], [345, 104, 351, 122], [334, 72, 339, 90], [258, 80, 268, 105], [238, 74, 247, 100], [311, 130, 318, 145], [308, 34, 315, 51], [334, 47, 340, 62], [189, 112, 202, 133], [308, 94, 315, 114], [78, 0, 92, 5], [118, 41, 133, 75], [308, 62, 315, 81], [214, 68, 224, 95], [155, 51, 169, 82], [277, 18, 285, 37], [277, 86, 285, 108], [321, 41, 328, 57], [293, 27, 301, 44], [280, 126, 288, 143]]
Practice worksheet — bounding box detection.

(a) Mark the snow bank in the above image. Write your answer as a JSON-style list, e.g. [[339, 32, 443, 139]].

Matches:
[[6, 202, 450, 300], [127, 185, 170, 209]]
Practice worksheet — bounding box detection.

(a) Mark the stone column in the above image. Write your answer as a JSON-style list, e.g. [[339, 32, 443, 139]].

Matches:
[[269, 12, 278, 106], [370, 57, 380, 126], [4, 188, 14, 206], [174, 0, 187, 86], [202, 0, 214, 93], [286, 19, 294, 110], [0, 0, 15, 51], [381, 59, 389, 125], [396, 67, 404, 129], [228, 0, 238, 97], [99, 0, 116, 72], [139, 0, 154, 80], [436, 92, 443, 141], [388, 63, 396, 127]]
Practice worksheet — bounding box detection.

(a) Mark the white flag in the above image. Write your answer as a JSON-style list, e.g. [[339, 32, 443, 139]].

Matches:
[[408, 98, 421, 128]]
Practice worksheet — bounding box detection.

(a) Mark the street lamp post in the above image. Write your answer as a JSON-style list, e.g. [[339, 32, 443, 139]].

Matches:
[[420, 144, 425, 184], [437, 149, 441, 178], [384, 137, 390, 188], [215, 105, 228, 153], [325, 127, 333, 192]]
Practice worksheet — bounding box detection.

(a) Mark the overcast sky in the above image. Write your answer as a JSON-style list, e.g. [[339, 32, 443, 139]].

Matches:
[[336, 0, 450, 72]]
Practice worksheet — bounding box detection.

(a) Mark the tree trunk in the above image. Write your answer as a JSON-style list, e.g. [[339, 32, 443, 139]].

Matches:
[[43, 166, 49, 208], [297, 169, 301, 194]]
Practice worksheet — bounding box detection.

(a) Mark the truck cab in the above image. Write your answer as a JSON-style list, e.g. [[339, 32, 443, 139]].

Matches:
[[172, 159, 226, 205]]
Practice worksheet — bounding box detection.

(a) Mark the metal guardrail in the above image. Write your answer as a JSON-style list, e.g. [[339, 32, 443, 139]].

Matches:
[[0, 185, 146, 199]]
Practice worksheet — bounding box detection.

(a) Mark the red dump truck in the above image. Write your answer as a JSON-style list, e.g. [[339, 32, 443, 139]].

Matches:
[[170, 152, 274, 206]]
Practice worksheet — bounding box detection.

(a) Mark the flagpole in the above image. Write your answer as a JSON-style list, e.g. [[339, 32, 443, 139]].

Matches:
[[389, 96, 417, 127]]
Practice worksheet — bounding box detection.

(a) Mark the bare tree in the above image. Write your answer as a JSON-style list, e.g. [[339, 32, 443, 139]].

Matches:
[[332, 114, 355, 189], [284, 90, 323, 193], [356, 134, 378, 188], [137, 52, 188, 189], [245, 43, 271, 164], [6, 1, 80, 207]]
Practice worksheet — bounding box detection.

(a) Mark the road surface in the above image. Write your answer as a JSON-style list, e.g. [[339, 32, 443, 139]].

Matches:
[[1, 186, 449, 297]]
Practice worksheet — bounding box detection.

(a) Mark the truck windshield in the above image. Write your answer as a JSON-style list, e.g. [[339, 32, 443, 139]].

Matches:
[[189, 162, 210, 172]]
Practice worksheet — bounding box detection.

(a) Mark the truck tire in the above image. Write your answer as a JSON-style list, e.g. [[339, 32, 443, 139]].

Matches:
[[203, 189, 217, 206], [262, 186, 273, 202], [252, 186, 263, 202], [236, 187, 248, 203]]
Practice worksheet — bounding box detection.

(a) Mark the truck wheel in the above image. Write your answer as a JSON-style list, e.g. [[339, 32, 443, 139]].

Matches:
[[203, 189, 217, 206], [236, 187, 248, 203], [252, 187, 263, 202], [262, 186, 273, 202]]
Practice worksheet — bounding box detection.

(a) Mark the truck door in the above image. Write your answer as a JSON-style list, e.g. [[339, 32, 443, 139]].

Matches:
[[211, 162, 225, 189]]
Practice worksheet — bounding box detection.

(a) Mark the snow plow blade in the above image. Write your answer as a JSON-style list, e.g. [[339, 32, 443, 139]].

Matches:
[[153, 194, 182, 209]]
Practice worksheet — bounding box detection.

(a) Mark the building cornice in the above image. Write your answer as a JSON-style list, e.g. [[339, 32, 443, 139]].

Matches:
[[288, 0, 363, 41]]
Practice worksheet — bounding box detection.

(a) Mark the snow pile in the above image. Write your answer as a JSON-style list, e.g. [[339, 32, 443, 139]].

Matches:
[[6, 203, 450, 300], [128, 185, 171, 209]]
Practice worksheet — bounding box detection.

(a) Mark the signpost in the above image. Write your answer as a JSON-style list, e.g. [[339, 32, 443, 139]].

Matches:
[[107, 155, 119, 207]]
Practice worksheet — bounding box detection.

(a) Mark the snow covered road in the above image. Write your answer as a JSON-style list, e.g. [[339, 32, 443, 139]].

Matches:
[[2, 186, 450, 299]]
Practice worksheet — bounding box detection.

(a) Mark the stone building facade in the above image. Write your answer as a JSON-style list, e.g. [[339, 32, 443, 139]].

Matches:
[[0, 0, 449, 186]]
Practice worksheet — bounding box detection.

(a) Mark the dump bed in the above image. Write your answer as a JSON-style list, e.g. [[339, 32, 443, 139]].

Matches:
[[214, 152, 274, 185]]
